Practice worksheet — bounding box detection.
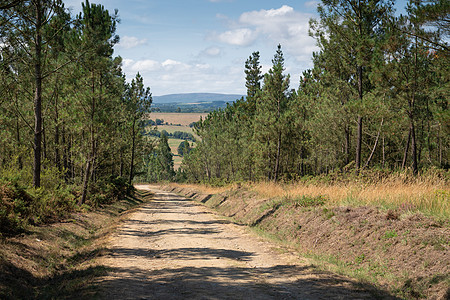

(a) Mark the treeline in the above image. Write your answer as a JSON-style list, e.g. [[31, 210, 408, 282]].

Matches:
[[143, 119, 168, 126], [0, 0, 154, 218], [136, 134, 175, 183], [181, 0, 448, 183], [146, 129, 196, 142], [150, 101, 231, 113]]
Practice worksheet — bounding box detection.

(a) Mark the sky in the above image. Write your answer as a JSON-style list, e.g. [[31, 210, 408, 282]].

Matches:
[[64, 0, 407, 96]]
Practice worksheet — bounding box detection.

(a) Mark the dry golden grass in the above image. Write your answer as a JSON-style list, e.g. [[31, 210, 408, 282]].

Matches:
[[247, 177, 449, 218], [171, 183, 231, 195]]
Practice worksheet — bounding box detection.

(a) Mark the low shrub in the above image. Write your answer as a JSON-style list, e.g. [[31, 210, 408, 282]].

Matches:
[[88, 176, 135, 207], [0, 183, 32, 234], [0, 166, 135, 236], [0, 182, 77, 236]]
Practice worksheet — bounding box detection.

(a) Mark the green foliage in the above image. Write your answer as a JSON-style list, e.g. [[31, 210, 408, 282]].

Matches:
[[87, 176, 135, 207], [245, 51, 263, 111], [139, 135, 175, 182], [0, 182, 33, 234], [147, 130, 195, 142], [177, 141, 192, 157], [181, 0, 449, 184], [0, 178, 76, 235], [0, 0, 153, 228], [0, 169, 136, 235]]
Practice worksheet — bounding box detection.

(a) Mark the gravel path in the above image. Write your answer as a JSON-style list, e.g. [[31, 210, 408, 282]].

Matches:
[[97, 185, 379, 300]]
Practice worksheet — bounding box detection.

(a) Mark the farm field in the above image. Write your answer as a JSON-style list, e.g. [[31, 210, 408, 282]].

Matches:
[[148, 112, 209, 126], [146, 113, 205, 170]]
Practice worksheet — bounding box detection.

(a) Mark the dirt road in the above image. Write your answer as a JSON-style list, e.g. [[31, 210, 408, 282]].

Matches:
[[97, 185, 388, 299]]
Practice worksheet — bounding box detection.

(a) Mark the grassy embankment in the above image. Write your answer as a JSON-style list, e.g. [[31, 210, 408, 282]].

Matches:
[[0, 183, 153, 299], [166, 169, 449, 299], [177, 169, 449, 218], [251, 173, 449, 219]]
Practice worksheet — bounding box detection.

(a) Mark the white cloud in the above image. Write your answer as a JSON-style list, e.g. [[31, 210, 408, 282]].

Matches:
[[161, 59, 191, 71], [213, 5, 318, 62], [117, 36, 148, 49], [121, 58, 245, 95], [216, 28, 257, 46], [305, 1, 320, 8], [201, 46, 222, 57], [124, 59, 160, 72], [195, 63, 211, 70]]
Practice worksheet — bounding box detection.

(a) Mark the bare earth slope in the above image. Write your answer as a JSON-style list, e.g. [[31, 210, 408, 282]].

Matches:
[[97, 185, 397, 299]]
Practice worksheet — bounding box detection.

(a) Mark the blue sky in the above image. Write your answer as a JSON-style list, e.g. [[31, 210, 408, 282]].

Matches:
[[65, 0, 407, 96]]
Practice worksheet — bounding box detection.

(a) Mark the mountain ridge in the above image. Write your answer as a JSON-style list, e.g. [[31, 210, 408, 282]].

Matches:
[[153, 93, 244, 104]]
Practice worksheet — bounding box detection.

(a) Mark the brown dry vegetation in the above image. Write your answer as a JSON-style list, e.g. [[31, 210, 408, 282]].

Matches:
[[248, 179, 449, 219], [163, 181, 450, 300], [0, 190, 153, 299], [170, 182, 232, 195]]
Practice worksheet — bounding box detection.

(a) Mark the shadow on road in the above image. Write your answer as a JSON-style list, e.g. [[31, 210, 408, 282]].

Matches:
[[99, 263, 401, 300], [96, 190, 402, 300], [109, 246, 254, 262]]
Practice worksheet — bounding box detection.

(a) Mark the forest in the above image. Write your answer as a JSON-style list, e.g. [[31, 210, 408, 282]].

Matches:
[[0, 0, 448, 233], [181, 0, 449, 184], [0, 0, 158, 232]]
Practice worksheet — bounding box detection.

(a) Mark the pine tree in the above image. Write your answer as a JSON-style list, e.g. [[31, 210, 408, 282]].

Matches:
[[0, 0, 68, 187], [245, 51, 263, 113], [312, 0, 393, 174], [157, 134, 175, 181], [178, 141, 191, 157], [125, 72, 152, 184], [254, 45, 290, 181], [76, 0, 120, 204]]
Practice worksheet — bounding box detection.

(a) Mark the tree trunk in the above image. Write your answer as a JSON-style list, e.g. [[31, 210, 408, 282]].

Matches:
[[274, 131, 281, 182], [344, 126, 350, 165], [411, 120, 418, 174], [364, 118, 383, 168], [54, 93, 61, 171], [411, 34, 418, 175], [119, 150, 124, 177], [128, 118, 136, 184], [33, 0, 43, 188], [355, 64, 363, 175], [437, 126, 442, 166], [62, 124, 69, 181], [16, 117, 22, 170], [402, 127, 412, 169], [79, 159, 91, 205], [355, 115, 363, 174], [266, 139, 271, 181], [129, 117, 136, 185], [70, 135, 75, 182], [80, 72, 96, 204], [43, 117, 47, 160]]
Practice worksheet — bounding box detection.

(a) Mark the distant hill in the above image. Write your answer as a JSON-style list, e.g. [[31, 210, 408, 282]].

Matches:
[[153, 93, 244, 104]]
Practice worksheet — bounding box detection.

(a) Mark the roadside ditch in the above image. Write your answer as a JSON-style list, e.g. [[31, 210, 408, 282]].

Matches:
[[162, 184, 449, 300]]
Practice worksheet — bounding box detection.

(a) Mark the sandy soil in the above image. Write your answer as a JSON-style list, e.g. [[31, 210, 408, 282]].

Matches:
[[97, 185, 391, 299]]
